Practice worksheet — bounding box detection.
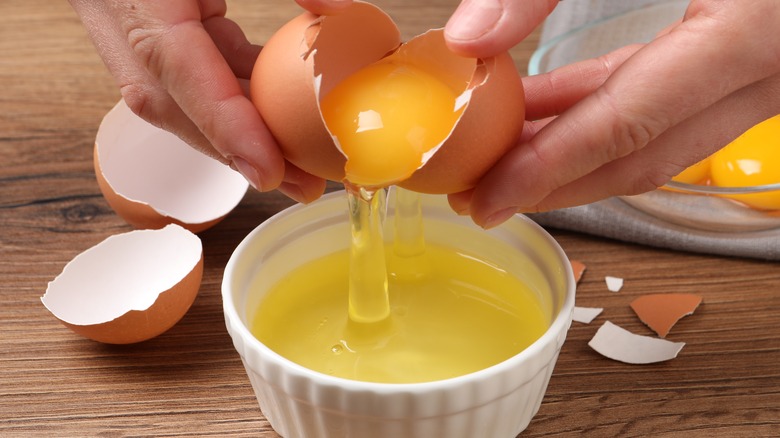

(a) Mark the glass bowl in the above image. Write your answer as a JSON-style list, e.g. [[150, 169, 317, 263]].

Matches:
[[529, 0, 689, 75], [529, 1, 780, 232], [622, 182, 780, 232], [222, 191, 575, 438]]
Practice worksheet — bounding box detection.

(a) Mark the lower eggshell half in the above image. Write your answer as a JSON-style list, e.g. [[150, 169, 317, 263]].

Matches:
[[59, 254, 204, 344]]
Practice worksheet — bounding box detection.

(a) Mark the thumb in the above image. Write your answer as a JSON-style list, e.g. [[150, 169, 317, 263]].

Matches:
[[445, 0, 558, 57]]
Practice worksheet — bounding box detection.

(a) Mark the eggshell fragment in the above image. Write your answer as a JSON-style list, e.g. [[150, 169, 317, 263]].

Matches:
[[251, 1, 525, 194], [630, 294, 703, 338], [95, 100, 249, 233], [570, 260, 586, 284], [572, 307, 603, 324], [605, 276, 624, 292], [589, 321, 685, 364], [41, 224, 203, 344]]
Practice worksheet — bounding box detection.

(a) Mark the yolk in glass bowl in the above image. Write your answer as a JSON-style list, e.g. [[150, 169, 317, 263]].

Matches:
[[710, 115, 780, 210], [671, 156, 711, 185]]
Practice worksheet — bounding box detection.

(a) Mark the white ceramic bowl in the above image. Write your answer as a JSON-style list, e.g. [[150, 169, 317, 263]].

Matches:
[[222, 191, 575, 438], [529, 0, 780, 232]]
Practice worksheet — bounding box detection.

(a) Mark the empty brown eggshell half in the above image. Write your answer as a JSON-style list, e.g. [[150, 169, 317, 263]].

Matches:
[[251, 1, 525, 194], [41, 224, 203, 344], [94, 100, 249, 233]]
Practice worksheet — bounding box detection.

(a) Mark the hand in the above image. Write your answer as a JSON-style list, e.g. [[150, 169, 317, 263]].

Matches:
[[450, 0, 780, 228], [444, 0, 558, 57], [68, 0, 326, 203]]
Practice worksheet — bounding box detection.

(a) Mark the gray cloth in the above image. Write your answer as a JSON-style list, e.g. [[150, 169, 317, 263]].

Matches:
[[529, 199, 780, 261]]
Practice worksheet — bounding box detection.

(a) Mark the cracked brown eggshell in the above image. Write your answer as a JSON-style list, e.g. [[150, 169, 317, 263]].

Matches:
[[251, 1, 525, 194], [41, 224, 203, 344]]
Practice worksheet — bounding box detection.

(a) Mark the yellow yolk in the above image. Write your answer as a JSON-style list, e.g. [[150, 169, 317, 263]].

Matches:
[[319, 59, 464, 187], [710, 115, 780, 210], [672, 157, 711, 184]]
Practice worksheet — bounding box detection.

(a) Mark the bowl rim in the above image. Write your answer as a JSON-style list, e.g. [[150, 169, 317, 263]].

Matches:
[[222, 190, 575, 393], [663, 180, 780, 195]]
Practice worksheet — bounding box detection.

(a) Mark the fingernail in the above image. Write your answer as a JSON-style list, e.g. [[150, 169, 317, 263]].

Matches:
[[446, 0, 502, 42], [452, 203, 470, 215], [278, 182, 309, 204], [481, 207, 517, 229], [231, 156, 263, 191]]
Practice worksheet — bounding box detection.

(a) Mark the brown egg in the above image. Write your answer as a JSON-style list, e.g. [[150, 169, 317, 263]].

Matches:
[[251, 1, 525, 194], [41, 224, 203, 344], [95, 100, 249, 233]]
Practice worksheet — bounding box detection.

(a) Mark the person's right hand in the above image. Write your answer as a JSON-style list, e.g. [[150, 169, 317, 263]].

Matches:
[[449, 1, 780, 228], [68, 0, 326, 204]]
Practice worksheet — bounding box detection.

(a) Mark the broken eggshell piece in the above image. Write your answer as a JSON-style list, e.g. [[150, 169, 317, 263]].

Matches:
[[589, 321, 685, 364], [41, 224, 203, 344], [251, 1, 525, 193], [630, 293, 703, 338], [95, 100, 249, 233], [572, 306, 603, 324]]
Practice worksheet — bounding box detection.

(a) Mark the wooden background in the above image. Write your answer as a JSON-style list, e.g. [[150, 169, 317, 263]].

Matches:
[[1, 0, 778, 436]]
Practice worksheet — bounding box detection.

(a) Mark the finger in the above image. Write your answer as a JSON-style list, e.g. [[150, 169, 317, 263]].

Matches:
[[468, 3, 780, 227], [202, 16, 261, 80], [294, 0, 353, 16], [655, 18, 683, 38], [118, 0, 285, 191], [524, 44, 641, 120], [277, 161, 327, 204], [68, 0, 226, 163], [447, 189, 474, 215], [520, 20, 677, 120], [527, 72, 780, 212], [447, 117, 549, 216], [444, 0, 558, 58]]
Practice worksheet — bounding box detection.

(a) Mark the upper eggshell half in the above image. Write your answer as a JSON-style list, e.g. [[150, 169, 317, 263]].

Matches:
[[95, 100, 249, 233], [251, 2, 525, 194], [41, 224, 203, 344]]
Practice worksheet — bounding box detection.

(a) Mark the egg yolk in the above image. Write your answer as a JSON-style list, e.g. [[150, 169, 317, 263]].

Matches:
[[710, 115, 780, 210], [319, 59, 464, 187], [671, 157, 710, 184]]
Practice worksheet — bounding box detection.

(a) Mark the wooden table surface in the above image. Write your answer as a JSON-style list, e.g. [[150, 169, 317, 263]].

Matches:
[[2, 1, 778, 436]]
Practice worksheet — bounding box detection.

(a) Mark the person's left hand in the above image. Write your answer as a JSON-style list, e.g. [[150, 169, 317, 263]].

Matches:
[[69, 0, 326, 204]]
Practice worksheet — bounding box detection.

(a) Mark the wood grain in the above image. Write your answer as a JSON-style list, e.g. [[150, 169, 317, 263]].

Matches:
[[1, 0, 778, 436]]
